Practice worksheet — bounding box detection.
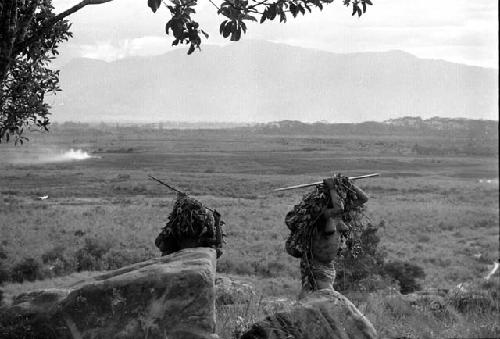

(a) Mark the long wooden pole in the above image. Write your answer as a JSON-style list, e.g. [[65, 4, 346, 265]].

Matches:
[[273, 173, 380, 192]]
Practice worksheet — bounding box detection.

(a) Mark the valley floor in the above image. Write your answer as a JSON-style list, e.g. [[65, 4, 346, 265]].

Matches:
[[0, 126, 498, 338]]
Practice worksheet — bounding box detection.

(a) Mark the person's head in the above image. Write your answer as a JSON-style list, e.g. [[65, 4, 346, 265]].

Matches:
[[311, 217, 349, 263]]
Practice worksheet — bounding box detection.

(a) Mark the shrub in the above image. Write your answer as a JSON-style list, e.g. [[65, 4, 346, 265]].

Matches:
[[41, 245, 74, 276], [41, 245, 67, 264], [0, 248, 8, 284], [334, 222, 386, 292], [11, 258, 44, 283], [75, 251, 101, 271], [0, 263, 9, 284], [74, 237, 111, 271], [383, 261, 426, 294]]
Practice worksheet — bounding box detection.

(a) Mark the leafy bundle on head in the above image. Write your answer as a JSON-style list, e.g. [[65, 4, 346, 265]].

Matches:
[[155, 193, 224, 257], [285, 174, 368, 260]]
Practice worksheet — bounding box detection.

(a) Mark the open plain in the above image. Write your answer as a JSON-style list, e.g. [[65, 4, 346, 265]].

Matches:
[[0, 120, 498, 338]]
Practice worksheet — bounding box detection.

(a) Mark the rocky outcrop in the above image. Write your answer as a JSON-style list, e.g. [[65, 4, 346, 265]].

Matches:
[[0, 248, 218, 339], [240, 289, 377, 339]]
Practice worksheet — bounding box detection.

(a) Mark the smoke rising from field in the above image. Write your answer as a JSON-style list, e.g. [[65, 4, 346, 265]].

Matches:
[[6, 148, 97, 164], [56, 149, 93, 161]]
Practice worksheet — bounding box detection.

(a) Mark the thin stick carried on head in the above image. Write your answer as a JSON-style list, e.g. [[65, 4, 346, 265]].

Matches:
[[148, 175, 187, 196], [148, 175, 218, 213], [273, 173, 380, 192]]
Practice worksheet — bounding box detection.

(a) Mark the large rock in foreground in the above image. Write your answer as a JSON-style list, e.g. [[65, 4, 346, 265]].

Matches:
[[240, 289, 377, 339], [0, 248, 217, 339]]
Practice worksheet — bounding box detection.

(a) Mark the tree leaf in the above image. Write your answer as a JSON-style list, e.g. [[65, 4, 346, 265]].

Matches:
[[280, 11, 286, 23], [220, 20, 227, 35], [242, 14, 257, 22], [268, 4, 277, 20], [147, 0, 162, 13], [222, 21, 234, 38], [298, 4, 305, 15], [230, 28, 241, 41]]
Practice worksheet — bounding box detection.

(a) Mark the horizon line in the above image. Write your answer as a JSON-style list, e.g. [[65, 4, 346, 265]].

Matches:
[[50, 116, 499, 125]]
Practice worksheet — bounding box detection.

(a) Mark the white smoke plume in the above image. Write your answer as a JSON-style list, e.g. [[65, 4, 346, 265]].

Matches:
[[5, 148, 98, 164], [54, 148, 93, 161]]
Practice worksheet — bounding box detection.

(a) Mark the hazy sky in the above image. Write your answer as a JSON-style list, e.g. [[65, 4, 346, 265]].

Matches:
[[53, 0, 498, 68]]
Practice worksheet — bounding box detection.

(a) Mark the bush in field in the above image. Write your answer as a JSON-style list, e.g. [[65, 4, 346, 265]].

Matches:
[[0, 263, 8, 285], [383, 261, 426, 294], [0, 256, 8, 285], [11, 258, 44, 283], [74, 237, 111, 271], [334, 222, 387, 292], [334, 221, 426, 295], [0, 247, 9, 284], [41, 245, 74, 276]]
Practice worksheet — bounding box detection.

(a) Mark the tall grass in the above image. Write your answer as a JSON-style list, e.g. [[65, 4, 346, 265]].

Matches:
[[0, 128, 498, 337]]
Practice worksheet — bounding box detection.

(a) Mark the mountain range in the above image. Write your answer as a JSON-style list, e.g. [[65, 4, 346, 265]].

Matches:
[[52, 40, 498, 123]]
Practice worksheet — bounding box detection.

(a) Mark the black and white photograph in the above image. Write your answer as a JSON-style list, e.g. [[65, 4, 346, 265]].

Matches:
[[0, 0, 498, 338]]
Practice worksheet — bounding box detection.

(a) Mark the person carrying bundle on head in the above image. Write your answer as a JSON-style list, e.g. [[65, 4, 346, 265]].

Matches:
[[155, 193, 224, 258], [284, 173, 369, 297]]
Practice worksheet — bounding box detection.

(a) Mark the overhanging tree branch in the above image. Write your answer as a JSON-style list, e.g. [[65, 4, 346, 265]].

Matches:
[[14, 0, 114, 55], [16, 0, 41, 45]]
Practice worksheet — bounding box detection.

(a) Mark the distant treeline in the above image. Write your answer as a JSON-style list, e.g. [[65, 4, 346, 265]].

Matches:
[[253, 117, 498, 139], [51, 117, 498, 140]]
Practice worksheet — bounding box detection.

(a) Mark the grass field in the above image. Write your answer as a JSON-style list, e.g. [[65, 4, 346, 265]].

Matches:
[[0, 124, 498, 337]]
